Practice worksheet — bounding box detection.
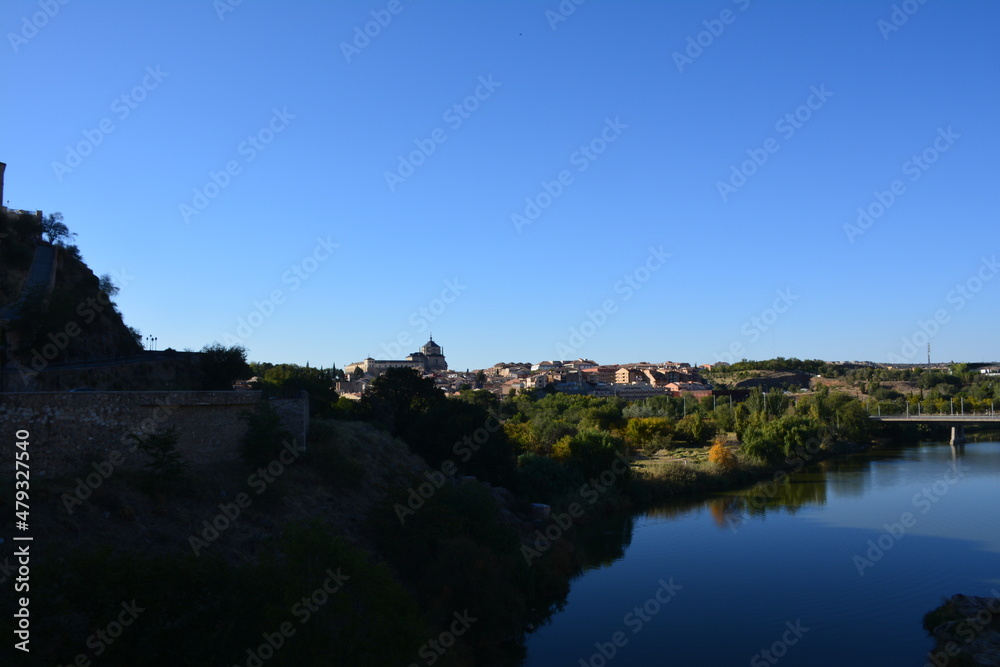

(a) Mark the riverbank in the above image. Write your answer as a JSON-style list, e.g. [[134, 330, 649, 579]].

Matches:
[[626, 436, 882, 505]]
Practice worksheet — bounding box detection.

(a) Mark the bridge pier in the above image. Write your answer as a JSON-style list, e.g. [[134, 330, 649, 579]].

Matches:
[[950, 425, 966, 446]]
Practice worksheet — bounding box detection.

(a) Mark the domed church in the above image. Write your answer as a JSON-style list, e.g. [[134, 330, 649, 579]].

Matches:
[[406, 335, 448, 372]]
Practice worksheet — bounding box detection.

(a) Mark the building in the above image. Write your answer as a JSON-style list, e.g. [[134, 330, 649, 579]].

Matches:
[[615, 367, 647, 384], [405, 336, 447, 373], [346, 336, 448, 376], [532, 360, 561, 372], [611, 385, 673, 400]]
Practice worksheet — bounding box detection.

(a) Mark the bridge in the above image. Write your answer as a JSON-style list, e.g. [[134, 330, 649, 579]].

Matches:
[[869, 413, 1000, 445]]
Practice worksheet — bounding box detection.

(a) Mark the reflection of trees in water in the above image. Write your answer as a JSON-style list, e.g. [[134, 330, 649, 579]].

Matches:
[[700, 477, 829, 529], [714, 447, 917, 526], [576, 512, 636, 569], [639, 495, 717, 522], [524, 513, 637, 629]]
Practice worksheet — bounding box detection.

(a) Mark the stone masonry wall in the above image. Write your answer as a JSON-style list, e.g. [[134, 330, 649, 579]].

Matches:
[[0, 390, 308, 477]]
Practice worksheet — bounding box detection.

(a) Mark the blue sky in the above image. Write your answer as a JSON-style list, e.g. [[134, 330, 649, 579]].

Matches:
[[2, 0, 998, 371]]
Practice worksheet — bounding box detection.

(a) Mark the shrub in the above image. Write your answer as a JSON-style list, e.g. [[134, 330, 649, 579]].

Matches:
[[240, 403, 293, 467], [708, 440, 737, 470], [128, 426, 187, 481], [306, 420, 363, 488], [641, 434, 673, 457]]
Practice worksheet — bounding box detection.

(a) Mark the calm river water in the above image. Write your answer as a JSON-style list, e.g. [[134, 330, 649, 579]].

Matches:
[[524, 439, 1000, 666]]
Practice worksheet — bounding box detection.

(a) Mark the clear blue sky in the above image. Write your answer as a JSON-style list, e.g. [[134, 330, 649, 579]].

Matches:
[[3, 0, 998, 371]]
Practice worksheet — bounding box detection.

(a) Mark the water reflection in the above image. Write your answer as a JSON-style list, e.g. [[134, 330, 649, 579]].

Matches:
[[576, 512, 635, 570], [640, 443, 968, 532], [525, 441, 1000, 667]]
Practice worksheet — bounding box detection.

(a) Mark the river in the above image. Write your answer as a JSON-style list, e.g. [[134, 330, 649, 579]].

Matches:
[[524, 438, 1000, 666]]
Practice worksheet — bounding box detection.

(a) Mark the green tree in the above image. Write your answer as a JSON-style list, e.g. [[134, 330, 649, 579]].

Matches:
[[98, 272, 120, 298], [41, 212, 76, 245], [200, 342, 251, 389], [741, 415, 822, 463], [128, 426, 188, 481], [623, 417, 673, 451], [240, 403, 293, 467], [253, 363, 340, 418], [403, 400, 515, 486], [359, 367, 444, 435]]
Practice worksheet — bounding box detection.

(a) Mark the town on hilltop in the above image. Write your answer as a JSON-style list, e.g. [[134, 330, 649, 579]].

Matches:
[[335, 335, 990, 402], [337, 335, 721, 400]]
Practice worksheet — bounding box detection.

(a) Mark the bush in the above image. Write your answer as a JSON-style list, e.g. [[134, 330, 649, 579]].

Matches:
[[128, 426, 187, 481], [20, 521, 425, 666], [740, 415, 822, 463], [515, 453, 583, 504], [240, 404, 293, 467], [641, 434, 673, 457], [306, 420, 363, 488], [708, 440, 737, 470]]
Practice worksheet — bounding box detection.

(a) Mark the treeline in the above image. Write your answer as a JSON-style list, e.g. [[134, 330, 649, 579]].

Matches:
[[845, 364, 1000, 415], [722, 357, 831, 375]]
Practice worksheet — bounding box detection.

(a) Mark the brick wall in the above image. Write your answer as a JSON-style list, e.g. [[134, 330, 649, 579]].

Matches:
[[0, 390, 308, 476]]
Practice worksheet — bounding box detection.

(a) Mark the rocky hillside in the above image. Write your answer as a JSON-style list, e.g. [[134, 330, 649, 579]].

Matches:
[[0, 211, 142, 366]]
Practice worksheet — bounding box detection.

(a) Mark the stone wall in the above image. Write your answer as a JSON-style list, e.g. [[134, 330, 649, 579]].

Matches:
[[0, 390, 308, 477], [0, 351, 207, 392]]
